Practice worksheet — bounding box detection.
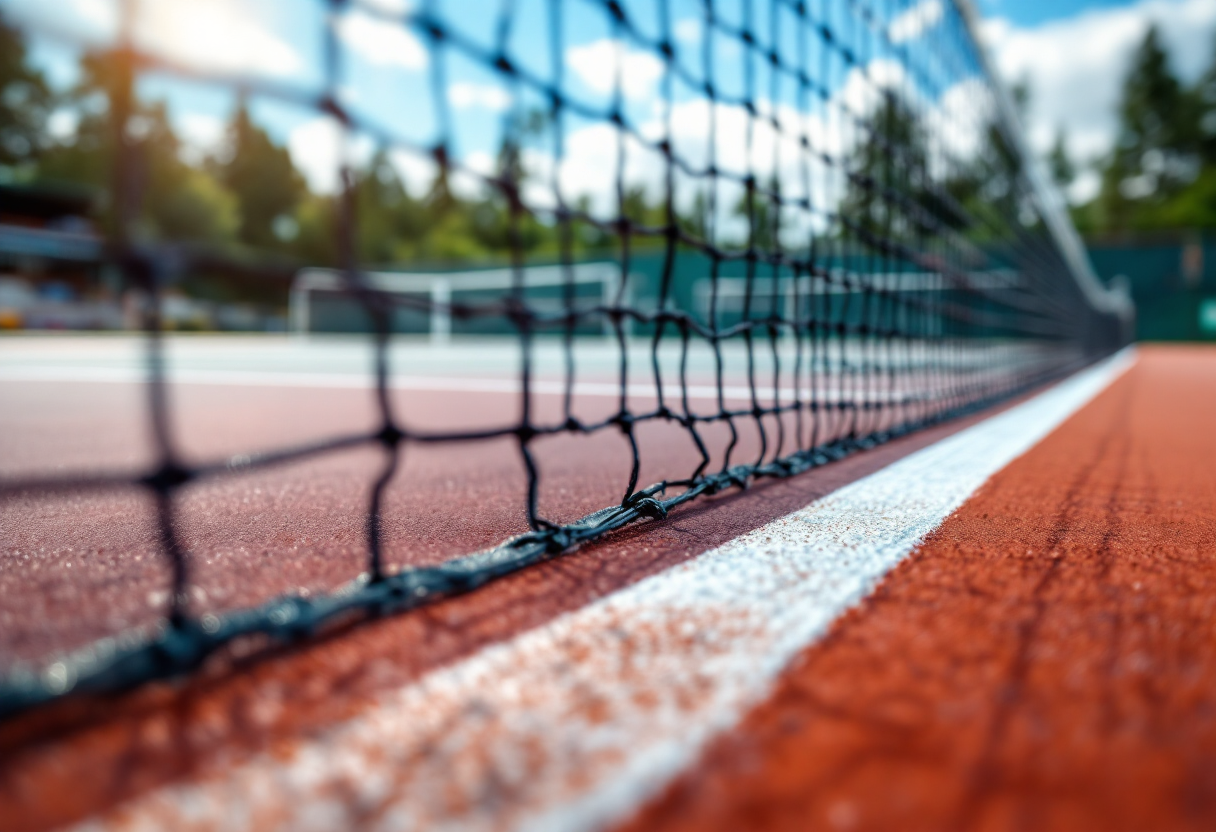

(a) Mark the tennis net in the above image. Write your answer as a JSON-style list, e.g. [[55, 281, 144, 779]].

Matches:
[[0, 0, 1132, 716]]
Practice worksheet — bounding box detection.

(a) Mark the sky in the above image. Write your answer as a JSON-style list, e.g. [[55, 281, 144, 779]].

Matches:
[[977, 0, 1129, 28], [1, 0, 1214, 215]]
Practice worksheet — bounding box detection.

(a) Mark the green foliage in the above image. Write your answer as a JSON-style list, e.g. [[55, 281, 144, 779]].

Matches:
[[1082, 25, 1215, 235], [834, 81, 1045, 264], [134, 103, 237, 243], [1048, 129, 1075, 191], [835, 92, 997, 247], [836, 93, 926, 243], [1154, 165, 1216, 229], [622, 185, 667, 235], [210, 105, 304, 250], [1, 15, 723, 273], [31, 51, 120, 191], [835, 25, 1216, 245], [0, 12, 52, 173], [154, 165, 241, 243], [1200, 32, 1216, 166], [353, 149, 426, 262], [732, 178, 780, 251], [33, 48, 245, 247], [681, 189, 711, 241]]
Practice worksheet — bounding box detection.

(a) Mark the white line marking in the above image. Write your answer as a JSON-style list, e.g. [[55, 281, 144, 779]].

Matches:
[[0, 365, 940, 403], [0, 365, 780, 401], [76, 350, 1135, 832]]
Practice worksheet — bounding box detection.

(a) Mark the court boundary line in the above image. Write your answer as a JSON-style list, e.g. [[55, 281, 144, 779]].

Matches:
[[68, 349, 1136, 832], [0, 365, 939, 402]]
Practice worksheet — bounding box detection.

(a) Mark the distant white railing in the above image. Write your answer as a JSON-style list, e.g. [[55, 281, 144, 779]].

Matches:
[[290, 263, 629, 343]]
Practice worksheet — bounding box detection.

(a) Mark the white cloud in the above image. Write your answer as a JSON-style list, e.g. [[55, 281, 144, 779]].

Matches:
[[836, 59, 910, 118], [463, 151, 496, 175], [73, 0, 114, 30], [286, 116, 465, 200], [448, 82, 513, 112], [0, 0, 118, 44], [452, 149, 496, 199], [566, 39, 666, 100], [287, 117, 375, 195], [1070, 169, 1102, 205], [135, 1, 302, 77], [288, 119, 344, 195], [337, 9, 427, 70], [175, 113, 226, 165], [520, 50, 1015, 248], [387, 148, 437, 196], [982, 0, 1216, 168], [3, 0, 302, 77], [889, 0, 944, 44], [515, 57, 939, 245], [46, 109, 79, 141]]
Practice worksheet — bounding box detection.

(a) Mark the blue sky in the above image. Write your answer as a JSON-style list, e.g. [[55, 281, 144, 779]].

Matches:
[[977, 0, 1126, 28]]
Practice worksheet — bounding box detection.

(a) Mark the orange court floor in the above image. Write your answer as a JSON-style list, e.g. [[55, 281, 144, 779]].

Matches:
[[1, 344, 1214, 832], [623, 345, 1216, 832]]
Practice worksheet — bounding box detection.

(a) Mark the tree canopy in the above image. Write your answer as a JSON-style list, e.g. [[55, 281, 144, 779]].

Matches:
[[0, 15, 52, 171], [1071, 25, 1216, 235]]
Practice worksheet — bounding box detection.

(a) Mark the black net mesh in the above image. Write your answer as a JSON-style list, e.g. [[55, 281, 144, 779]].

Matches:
[[0, 0, 1131, 716]]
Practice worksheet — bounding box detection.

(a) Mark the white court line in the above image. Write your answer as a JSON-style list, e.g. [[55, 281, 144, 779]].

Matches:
[[0, 365, 934, 403], [76, 350, 1135, 832], [0, 365, 737, 399]]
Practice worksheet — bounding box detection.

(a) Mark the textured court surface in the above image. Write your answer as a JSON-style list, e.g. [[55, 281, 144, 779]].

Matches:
[[1, 343, 1213, 832], [0, 335, 931, 667], [624, 346, 1216, 832]]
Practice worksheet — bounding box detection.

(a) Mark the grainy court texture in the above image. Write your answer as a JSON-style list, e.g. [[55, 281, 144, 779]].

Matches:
[[624, 345, 1216, 832], [0, 345, 1214, 832]]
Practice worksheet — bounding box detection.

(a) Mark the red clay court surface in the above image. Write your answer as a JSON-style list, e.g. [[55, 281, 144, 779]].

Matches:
[[0, 342, 1214, 831]]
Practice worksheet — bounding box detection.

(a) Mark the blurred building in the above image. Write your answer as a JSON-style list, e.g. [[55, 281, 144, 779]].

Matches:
[[0, 184, 285, 332], [0, 183, 120, 330]]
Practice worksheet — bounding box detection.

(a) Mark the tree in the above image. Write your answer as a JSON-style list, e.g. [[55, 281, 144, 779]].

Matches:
[[1009, 78, 1031, 123], [158, 167, 241, 243], [1096, 25, 1203, 232], [732, 177, 780, 252], [1120, 26, 1187, 157], [210, 104, 304, 250], [1048, 128, 1075, 195], [0, 13, 53, 174], [622, 185, 665, 230], [1198, 31, 1216, 166], [34, 49, 240, 245], [353, 149, 421, 263], [146, 113, 240, 245], [30, 50, 119, 191], [291, 192, 338, 266], [681, 189, 711, 241], [837, 91, 935, 245]]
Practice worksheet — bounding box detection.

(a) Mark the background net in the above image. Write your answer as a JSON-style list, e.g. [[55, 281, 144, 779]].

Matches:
[[0, 0, 1132, 715]]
